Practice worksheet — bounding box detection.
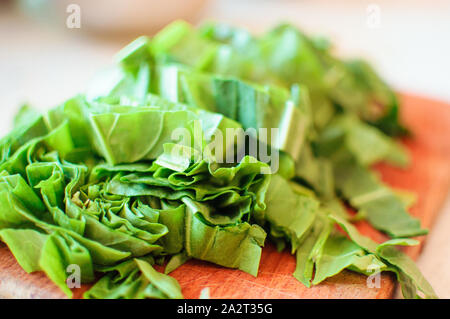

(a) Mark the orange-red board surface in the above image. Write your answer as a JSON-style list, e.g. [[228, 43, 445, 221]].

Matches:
[[0, 94, 449, 299]]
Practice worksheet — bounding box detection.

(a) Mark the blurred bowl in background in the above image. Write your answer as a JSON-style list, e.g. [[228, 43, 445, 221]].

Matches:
[[18, 0, 209, 35]]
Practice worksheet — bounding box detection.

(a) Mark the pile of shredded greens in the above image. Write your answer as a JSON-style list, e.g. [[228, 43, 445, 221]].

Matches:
[[0, 21, 437, 299]]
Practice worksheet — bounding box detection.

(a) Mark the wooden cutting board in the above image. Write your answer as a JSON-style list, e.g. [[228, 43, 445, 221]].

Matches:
[[0, 93, 449, 299]]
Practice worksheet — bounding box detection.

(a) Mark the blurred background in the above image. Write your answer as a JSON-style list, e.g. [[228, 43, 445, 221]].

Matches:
[[0, 0, 449, 298]]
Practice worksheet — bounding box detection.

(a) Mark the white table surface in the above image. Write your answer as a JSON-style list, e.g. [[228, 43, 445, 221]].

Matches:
[[1, 0, 449, 298]]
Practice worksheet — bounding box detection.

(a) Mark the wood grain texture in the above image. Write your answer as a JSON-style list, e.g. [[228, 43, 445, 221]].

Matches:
[[0, 93, 449, 299]]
